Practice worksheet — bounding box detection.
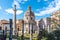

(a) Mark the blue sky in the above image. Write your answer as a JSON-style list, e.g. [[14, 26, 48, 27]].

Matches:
[[0, 0, 60, 21]]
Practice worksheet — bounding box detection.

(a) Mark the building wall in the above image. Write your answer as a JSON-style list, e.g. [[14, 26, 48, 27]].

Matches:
[[16, 20, 23, 36], [51, 10, 60, 31], [38, 18, 51, 32], [2, 24, 10, 30], [24, 6, 37, 34], [0, 20, 10, 35]]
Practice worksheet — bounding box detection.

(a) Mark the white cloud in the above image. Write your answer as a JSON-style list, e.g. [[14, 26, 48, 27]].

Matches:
[[37, 0, 41, 2], [12, 0, 21, 9], [35, 0, 60, 16], [24, 0, 28, 1], [0, 6, 2, 10], [5, 9, 13, 14], [37, 0, 48, 2], [5, 8, 23, 15], [44, 0, 48, 1], [35, 8, 57, 16], [5, 0, 27, 15], [12, 0, 28, 9], [15, 0, 28, 3], [17, 10, 23, 15]]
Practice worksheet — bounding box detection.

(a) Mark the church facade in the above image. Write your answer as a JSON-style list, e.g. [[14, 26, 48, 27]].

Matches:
[[24, 6, 37, 34]]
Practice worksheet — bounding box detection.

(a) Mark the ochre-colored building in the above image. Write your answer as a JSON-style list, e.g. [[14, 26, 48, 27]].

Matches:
[[16, 20, 24, 36], [51, 10, 60, 31], [0, 20, 10, 35]]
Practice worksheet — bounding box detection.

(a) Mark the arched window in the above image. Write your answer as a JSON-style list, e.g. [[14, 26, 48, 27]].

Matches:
[[18, 26, 20, 31], [0, 27, 2, 30], [18, 28, 19, 31], [27, 17, 28, 20], [31, 17, 32, 20]]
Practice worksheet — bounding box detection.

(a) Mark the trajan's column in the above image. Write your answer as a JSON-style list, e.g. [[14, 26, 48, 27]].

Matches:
[[13, 5, 17, 35]]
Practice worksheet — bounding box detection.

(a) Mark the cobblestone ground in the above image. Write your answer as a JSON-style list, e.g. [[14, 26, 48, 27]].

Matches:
[[6, 38, 30, 40], [6, 38, 17, 40]]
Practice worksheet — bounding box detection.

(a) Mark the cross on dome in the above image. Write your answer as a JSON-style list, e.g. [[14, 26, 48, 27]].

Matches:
[[28, 6, 31, 11]]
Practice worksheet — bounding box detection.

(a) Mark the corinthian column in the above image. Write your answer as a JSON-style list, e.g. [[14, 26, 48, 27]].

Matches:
[[13, 5, 17, 35]]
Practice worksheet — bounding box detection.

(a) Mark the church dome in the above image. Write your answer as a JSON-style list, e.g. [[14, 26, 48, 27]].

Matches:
[[24, 6, 35, 16], [24, 6, 35, 23]]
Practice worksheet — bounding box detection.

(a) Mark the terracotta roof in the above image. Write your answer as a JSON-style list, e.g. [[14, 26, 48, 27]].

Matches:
[[0, 20, 9, 24]]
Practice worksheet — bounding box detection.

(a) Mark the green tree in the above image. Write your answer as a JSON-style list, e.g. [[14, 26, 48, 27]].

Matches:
[[53, 30, 60, 40], [37, 29, 48, 40], [47, 30, 60, 40], [47, 33, 55, 40]]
